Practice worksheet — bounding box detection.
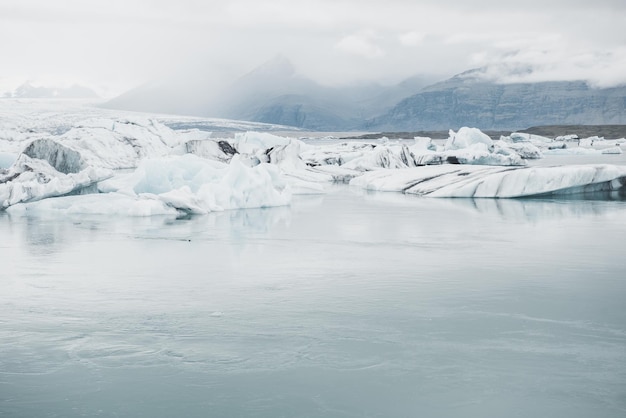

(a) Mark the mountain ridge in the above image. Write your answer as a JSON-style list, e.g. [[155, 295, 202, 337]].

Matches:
[[3, 82, 99, 99], [368, 77, 626, 131], [102, 58, 626, 131]]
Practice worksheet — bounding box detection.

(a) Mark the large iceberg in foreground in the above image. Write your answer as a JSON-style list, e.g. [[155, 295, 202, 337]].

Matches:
[[104, 154, 291, 214], [350, 164, 626, 198], [9, 154, 291, 216]]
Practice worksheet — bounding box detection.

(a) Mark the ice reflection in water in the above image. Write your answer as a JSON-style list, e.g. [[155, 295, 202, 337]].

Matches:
[[1, 188, 625, 418]]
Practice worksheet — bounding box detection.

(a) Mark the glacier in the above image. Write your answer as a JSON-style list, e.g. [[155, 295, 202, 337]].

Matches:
[[2, 100, 626, 215]]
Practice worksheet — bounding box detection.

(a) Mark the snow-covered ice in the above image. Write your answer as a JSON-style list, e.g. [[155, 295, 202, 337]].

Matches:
[[2, 100, 626, 214], [350, 164, 626, 198]]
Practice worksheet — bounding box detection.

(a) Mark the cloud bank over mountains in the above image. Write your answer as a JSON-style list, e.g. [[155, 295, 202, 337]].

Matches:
[[1, 0, 625, 95]]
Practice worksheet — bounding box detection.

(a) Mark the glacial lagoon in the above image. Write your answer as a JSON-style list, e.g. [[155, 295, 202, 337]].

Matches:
[[2, 185, 626, 418]]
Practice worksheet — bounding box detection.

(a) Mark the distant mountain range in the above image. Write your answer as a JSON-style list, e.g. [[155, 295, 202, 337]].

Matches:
[[3, 82, 99, 99], [102, 55, 432, 131], [368, 69, 626, 131], [102, 57, 626, 131]]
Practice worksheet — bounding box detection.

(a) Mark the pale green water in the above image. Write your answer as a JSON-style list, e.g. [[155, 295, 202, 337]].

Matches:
[[1, 188, 626, 417]]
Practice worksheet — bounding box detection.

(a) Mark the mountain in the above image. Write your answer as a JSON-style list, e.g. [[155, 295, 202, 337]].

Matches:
[[105, 59, 626, 132], [368, 70, 626, 131], [4, 82, 99, 99], [216, 55, 353, 128], [103, 79, 215, 116], [103, 56, 431, 130]]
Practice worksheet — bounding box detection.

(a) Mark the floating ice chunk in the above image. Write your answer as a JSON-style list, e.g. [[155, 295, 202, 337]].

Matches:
[[413, 137, 437, 151], [601, 146, 623, 155], [300, 142, 374, 167], [6, 192, 179, 217], [0, 154, 112, 208], [579, 137, 595, 147], [232, 131, 292, 155], [342, 144, 415, 171], [230, 139, 329, 193], [445, 127, 493, 151], [350, 164, 626, 198], [202, 155, 291, 210], [507, 132, 551, 143], [504, 132, 566, 150], [306, 165, 360, 183], [267, 140, 307, 171], [182, 139, 237, 163], [555, 134, 580, 142], [495, 141, 543, 160], [101, 154, 291, 214], [408, 138, 443, 165], [412, 153, 446, 166], [544, 146, 623, 155], [444, 143, 526, 166], [156, 186, 213, 214]]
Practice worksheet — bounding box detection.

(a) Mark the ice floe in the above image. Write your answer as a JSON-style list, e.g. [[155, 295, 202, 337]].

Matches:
[[2, 101, 626, 215], [350, 164, 626, 198]]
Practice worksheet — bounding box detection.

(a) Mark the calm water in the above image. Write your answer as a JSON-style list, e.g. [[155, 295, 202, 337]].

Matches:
[[1, 187, 626, 417]]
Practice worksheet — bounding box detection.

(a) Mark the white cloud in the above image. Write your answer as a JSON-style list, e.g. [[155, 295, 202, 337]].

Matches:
[[335, 32, 385, 59], [398, 31, 424, 47], [0, 0, 625, 91], [466, 46, 626, 88]]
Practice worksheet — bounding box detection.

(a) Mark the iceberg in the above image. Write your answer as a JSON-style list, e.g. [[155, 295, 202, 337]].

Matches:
[[2, 100, 626, 215], [8, 155, 291, 216], [0, 154, 111, 208], [544, 146, 623, 156], [99, 153, 291, 214], [0, 117, 183, 208], [495, 140, 544, 160], [6, 192, 180, 217], [409, 128, 527, 167], [350, 164, 626, 198], [54, 118, 179, 169], [1, 123, 293, 214], [503, 132, 567, 150], [445, 127, 494, 151]]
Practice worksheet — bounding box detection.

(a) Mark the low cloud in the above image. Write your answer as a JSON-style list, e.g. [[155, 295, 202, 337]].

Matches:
[[398, 31, 424, 47], [335, 32, 385, 59], [468, 46, 626, 88]]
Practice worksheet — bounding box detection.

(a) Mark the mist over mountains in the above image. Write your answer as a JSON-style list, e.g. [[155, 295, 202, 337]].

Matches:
[[103, 56, 626, 132], [103, 56, 432, 130], [3, 82, 99, 99]]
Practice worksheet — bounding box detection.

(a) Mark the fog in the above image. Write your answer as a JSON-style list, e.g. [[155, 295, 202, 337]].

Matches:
[[1, 0, 625, 96]]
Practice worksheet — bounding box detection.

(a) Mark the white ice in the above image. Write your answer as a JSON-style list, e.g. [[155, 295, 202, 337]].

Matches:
[[350, 164, 626, 198], [2, 101, 626, 214]]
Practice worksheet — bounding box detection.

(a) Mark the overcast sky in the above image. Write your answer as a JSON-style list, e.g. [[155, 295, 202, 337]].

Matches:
[[1, 0, 625, 96]]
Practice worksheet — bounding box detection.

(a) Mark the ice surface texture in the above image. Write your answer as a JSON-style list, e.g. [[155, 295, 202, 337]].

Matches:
[[2, 106, 626, 215], [350, 164, 626, 198]]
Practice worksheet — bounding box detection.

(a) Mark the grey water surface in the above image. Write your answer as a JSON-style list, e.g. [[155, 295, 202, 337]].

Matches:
[[1, 188, 626, 418]]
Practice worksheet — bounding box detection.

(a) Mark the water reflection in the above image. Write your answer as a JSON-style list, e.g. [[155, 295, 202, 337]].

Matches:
[[1, 204, 294, 256], [2, 187, 625, 258], [459, 195, 626, 221], [359, 188, 626, 221]]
